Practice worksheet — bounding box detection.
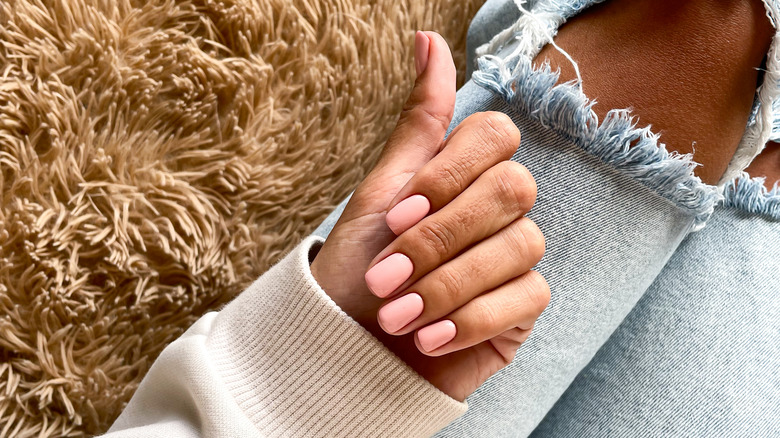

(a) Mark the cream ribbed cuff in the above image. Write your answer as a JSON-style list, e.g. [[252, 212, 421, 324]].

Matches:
[[205, 236, 467, 437]]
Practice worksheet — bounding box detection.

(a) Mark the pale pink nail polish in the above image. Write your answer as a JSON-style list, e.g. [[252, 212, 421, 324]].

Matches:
[[414, 31, 430, 76], [378, 293, 424, 333], [385, 194, 430, 235], [364, 253, 413, 298], [417, 320, 457, 352]]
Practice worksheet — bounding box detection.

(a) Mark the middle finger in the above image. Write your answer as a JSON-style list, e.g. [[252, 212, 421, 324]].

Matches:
[[364, 160, 537, 298], [377, 216, 545, 335]]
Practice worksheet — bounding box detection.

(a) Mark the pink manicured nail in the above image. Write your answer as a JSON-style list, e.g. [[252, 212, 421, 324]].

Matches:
[[417, 320, 457, 352], [365, 253, 414, 298], [414, 31, 430, 76], [378, 293, 424, 333], [386, 194, 430, 235]]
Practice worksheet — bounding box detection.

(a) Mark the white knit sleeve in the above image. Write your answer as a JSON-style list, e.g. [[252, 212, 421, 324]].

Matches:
[[103, 235, 467, 438]]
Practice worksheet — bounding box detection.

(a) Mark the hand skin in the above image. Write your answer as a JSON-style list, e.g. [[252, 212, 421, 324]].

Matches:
[[310, 32, 550, 402], [535, 0, 774, 185]]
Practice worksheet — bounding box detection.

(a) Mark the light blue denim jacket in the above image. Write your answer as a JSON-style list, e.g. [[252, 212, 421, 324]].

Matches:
[[313, 1, 780, 436]]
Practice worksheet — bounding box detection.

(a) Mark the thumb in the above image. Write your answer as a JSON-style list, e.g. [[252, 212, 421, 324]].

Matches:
[[371, 31, 457, 178]]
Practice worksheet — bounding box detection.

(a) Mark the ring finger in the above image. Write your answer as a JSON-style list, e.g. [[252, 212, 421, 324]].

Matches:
[[376, 216, 545, 335], [414, 270, 550, 356]]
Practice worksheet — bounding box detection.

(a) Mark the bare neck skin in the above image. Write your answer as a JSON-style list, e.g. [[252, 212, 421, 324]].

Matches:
[[745, 141, 780, 187], [534, 0, 775, 186]]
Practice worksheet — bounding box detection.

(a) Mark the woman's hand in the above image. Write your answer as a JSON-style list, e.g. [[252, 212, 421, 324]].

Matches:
[[311, 31, 549, 401]]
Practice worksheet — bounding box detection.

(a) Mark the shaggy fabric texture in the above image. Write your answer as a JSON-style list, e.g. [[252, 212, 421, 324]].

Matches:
[[0, 0, 484, 436]]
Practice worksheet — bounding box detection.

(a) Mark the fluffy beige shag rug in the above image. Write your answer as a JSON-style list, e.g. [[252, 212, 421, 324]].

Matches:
[[0, 0, 484, 436]]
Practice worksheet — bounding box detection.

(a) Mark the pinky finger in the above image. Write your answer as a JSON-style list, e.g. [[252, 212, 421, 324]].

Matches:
[[489, 326, 534, 365], [414, 270, 549, 356]]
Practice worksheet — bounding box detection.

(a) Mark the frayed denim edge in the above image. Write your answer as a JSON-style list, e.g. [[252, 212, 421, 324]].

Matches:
[[475, 0, 605, 62], [477, 0, 780, 190], [726, 0, 780, 184], [765, 1, 780, 144], [722, 173, 780, 220], [472, 54, 721, 230]]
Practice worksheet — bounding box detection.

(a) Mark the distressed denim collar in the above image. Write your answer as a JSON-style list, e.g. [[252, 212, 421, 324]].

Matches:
[[471, 0, 780, 226]]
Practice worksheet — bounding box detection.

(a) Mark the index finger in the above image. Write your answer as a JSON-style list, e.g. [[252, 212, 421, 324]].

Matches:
[[384, 111, 521, 235]]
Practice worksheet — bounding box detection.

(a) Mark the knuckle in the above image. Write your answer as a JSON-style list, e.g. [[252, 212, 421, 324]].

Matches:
[[435, 268, 466, 304], [430, 158, 471, 196], [518, 218, 546, 263], [518, 271, 551, 315], [472, 298, 499, 330], [413, 171, 440, 198], [489, 161, 537, 215], [414, 219, 457, 261], [474, 112, 521, 158], [502, 218, 545, 265], [401, 99, 451, 133]]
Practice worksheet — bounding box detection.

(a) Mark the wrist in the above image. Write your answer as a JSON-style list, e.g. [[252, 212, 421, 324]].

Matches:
[[310, 245, 379, 326]]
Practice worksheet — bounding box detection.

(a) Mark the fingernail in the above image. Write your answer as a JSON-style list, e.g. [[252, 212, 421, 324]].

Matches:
[[417, 320, 457, 352], [386, 194, 430, 235], [378, 293, 424, 333], [414, 31, 430, 76], [365, 253, 414, 298]]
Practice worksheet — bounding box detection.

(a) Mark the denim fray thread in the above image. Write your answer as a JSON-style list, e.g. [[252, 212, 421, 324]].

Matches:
[[722, 173, 780, 219], [472, 55, 721, 229], [767, 1, 780, 143], [479, 0, 780, 185], [475, 0, 605, 61], [717, 0, 780, 182]]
